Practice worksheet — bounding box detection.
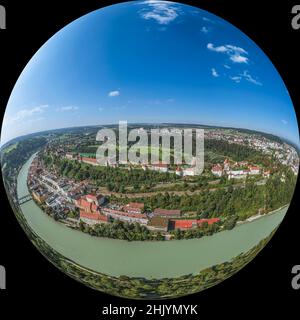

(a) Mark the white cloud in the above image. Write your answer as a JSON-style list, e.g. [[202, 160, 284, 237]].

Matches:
[[57, 106, 79, 111], [211, 68, 219, 77], [5, 105, 49, 124], [230, 54, 249, 64], [241, 70, 262, 86], [201, 26, 209, 34], [207, 43, 249, 64], [202, 17, 214, 23], [230, 76, 242, 83], [225, 45, 247, 54], [229, 71, 262, 86], [207, 43, 228, 53], [140, 0, 179, 25], [281, 119, 288, 125], [108, 90, 120, 97], [224, 64, 231, 69]]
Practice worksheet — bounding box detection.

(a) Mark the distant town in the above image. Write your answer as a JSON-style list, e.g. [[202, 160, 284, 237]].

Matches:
[[0, 124, 290, 240]]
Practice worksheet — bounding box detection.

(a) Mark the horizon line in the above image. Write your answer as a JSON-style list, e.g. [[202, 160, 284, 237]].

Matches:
[[1, 121, 299, 149]]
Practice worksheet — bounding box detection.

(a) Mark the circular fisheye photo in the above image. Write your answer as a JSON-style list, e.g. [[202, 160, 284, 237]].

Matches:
[[1, 1, 299, 299]]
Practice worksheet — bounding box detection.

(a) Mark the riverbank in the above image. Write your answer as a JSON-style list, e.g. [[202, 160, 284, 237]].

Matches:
[[16, 153, 288, 279], [25, 153, 287, 242], [237, 205, 289, 225]]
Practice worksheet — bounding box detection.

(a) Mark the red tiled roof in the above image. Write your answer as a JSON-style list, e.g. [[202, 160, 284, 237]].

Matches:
[[86, 194, 103, 201], [80, 211, 108, 221], [197, 218, 220, 225], [171, 218, 220, 230], [173, 219, 197, 229], [80, 198, 92, 208], [249, 166, 260, 170], [91, 203, 98, 211]]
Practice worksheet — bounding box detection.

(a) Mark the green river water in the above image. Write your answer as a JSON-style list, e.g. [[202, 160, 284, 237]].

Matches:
[[17, 154, 287, 278]]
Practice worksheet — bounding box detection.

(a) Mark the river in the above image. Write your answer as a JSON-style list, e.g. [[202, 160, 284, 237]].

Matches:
[[17, 153, 287, 279]]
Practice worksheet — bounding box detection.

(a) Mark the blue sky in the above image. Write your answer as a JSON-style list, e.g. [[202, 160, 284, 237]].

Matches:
[[1, 0, 299, 145]]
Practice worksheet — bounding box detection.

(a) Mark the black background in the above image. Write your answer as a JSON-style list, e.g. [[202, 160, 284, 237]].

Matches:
[[0, 0, 299, 318]]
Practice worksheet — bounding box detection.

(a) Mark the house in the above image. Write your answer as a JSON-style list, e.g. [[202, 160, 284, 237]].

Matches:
[[123, 202, 144, 214], [249, 166, 260, 175], [171, 219, 198, 230], [211, 164, 223, 177], [228, 170, 247, 179], [170, 218, 220, 230], [79, 211, 108, 225], [153, 208, 181, 218], [75, 194, 107, 224], [101, 207, 148, 224], [85, 193, 106, 206]]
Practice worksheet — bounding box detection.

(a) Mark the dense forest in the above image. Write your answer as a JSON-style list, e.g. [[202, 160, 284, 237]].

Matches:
[[78, 219, 165, 241], [205, 139, 262, 163], [112, 167, 296, 220], [41, 153, 180, 192]]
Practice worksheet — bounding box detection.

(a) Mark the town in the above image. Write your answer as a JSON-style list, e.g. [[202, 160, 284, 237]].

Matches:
[[28, 156, 220, 236], [22, 124, 298, 240]]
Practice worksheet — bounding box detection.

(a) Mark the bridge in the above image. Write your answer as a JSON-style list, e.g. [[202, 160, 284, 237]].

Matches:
[[18, 194, 32, 206]]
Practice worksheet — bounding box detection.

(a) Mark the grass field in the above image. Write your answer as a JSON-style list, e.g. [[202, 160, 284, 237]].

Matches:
[[3, 143, 18, 154]]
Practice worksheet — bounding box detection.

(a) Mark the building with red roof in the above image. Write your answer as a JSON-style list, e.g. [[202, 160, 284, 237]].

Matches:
[[249, 165, 260, 175], [211, 164, 223, 177], [80, 211, 108, 223], [101, 207, 148, 224], [85, 193, 105, 205], [75, 193, 107, 224], [170, 218, 220, 230]]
